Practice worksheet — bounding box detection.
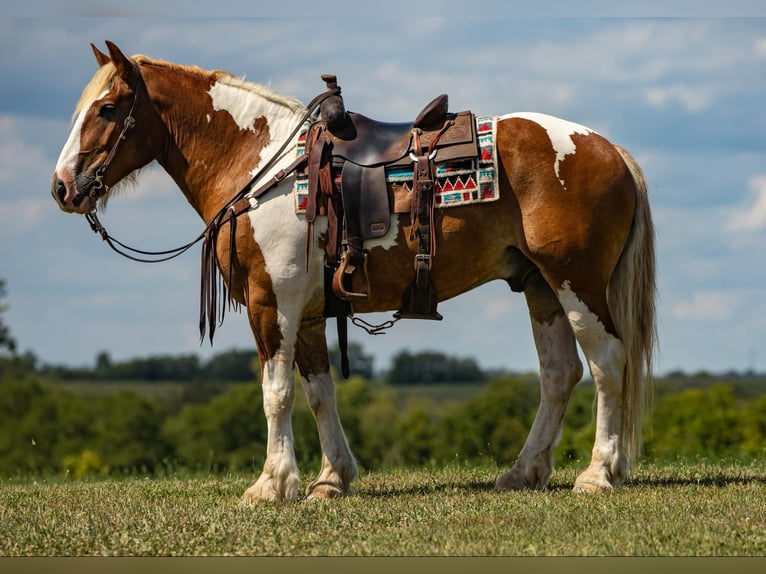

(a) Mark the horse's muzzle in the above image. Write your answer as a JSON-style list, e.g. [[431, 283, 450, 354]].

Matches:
[[51, 173, 93, 214]]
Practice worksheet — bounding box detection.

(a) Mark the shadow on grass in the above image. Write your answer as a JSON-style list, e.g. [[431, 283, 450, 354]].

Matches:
[[357, 469, 766, 498], [626, 473, 766, 488]]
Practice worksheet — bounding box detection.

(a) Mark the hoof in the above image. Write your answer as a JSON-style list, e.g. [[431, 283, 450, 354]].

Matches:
[[305, 480, 350, 500], [572, 479, 614, 493], [495, 468, 529, 491], [573, 467, 618, 493], [495, 462, 550, 491], [241, 473, 299, 505]]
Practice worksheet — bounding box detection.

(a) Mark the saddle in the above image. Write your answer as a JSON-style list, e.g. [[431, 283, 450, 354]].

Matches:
[[305, 74, 478, 325]]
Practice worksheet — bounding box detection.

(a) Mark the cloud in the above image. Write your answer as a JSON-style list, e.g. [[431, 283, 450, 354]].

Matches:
[[644, 84, 711, 112], [0, 115, 51, 184], [671, 291, 739, 321], [483, 294, 515, 317], [726, 174, 766, 233], [0, 198, 50, 232]]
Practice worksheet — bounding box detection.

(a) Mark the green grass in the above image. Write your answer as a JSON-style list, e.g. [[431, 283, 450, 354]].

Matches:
[[1, 460, 765, 556]]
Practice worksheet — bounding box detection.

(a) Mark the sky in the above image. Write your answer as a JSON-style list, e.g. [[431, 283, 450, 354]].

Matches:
[[1, 3, 765, 376]]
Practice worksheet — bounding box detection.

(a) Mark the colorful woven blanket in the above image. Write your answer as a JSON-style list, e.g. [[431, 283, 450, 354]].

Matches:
[[293, 115, 498, 212]]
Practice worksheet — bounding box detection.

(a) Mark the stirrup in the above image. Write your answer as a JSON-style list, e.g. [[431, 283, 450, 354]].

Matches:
[[332, 251, 370, 301], [394, 279, 443, 321]]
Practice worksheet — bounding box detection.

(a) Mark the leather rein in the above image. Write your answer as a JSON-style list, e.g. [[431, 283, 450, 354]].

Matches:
[[82, 71, 340, 340], [85, 80, 338, 262]]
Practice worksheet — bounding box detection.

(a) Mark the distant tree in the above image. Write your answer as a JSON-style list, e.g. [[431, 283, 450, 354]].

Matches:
[[645, 384, 745, 460], [0, 277, 17, 357], [436, 377, 537, 464], [162, 384, 268, 470], [329, 342, 375, 379], [105, 354, 201, 381], [203, 349, 259, 382], [386, 350, 484, 384], [91, 390, 170, 472], [95, 351, 112, 373]]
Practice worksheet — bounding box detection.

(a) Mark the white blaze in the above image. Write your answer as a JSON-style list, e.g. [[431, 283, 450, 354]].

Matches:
[[55, 89, 108, 176]]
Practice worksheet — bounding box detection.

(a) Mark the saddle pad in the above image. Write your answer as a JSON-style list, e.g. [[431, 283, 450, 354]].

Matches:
[[293, 115, 498, 212]]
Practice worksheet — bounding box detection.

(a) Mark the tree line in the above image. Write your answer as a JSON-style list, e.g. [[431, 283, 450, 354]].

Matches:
[[1, 366, 765, 478], [28, 344, 488, 385]]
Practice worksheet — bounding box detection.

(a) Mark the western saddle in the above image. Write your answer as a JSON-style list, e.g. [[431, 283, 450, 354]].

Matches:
[[303, 75, 478, 372]]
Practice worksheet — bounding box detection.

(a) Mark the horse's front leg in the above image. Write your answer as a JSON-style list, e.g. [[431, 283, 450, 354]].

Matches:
[[241, 303, 300, 504], [295, 319, 358, 499]]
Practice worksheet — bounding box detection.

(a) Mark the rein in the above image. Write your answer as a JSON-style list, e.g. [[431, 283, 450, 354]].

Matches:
[[84, 79, 341, 342]]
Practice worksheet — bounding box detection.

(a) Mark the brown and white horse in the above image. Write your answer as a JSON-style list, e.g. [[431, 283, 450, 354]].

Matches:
[[52, 41, 656, 502]]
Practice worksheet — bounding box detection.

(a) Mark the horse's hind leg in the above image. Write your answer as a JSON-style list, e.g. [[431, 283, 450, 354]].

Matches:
[[496, 272, 583, 491], [295, 319, 358, 499], [557, 282, 628, 491]]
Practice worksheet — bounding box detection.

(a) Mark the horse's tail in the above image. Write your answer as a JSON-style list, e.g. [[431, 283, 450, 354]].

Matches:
[[609, 145, 657, 466]]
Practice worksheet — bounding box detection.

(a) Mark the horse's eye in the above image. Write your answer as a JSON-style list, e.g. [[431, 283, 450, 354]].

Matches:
[[98, 103, 116, 119]]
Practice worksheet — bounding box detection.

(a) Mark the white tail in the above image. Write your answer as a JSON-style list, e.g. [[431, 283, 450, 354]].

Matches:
[[608, 145, 657, 465]]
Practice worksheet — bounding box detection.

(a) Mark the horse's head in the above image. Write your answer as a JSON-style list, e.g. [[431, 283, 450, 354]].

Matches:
[[52, 41, 164, 214]]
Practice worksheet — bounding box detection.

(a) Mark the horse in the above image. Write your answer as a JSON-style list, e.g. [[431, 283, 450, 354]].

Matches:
[[51, 41, 656, 503]]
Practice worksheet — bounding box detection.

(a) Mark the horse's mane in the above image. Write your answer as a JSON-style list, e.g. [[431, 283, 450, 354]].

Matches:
[[74, 54, 306, 120]]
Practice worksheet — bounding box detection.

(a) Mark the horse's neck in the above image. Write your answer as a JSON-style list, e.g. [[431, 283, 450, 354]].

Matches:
[[153, 70, 305, 222]]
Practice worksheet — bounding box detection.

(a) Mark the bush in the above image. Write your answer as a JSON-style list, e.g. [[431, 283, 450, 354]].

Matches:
[[435, 378, 537, 464], [0, 376, 170, 475], [646, 385, 745, 460]]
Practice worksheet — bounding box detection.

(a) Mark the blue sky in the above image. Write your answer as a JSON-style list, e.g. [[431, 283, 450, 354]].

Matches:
[[1, 4, 765, 375]]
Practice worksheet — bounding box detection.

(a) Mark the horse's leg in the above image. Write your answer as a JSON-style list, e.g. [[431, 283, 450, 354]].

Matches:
[[557, 282, 628, 492], [241, 304, 300, 504], [295, 319, 358, 499], [496, 272, 583, 491]]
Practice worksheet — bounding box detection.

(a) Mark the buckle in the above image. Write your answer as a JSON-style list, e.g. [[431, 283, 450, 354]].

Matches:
[[414, 253, 432, 270]]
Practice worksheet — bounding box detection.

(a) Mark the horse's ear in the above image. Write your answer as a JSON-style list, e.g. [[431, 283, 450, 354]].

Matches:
[[91, 43, 111, 67], [105, 40, 138, 83]]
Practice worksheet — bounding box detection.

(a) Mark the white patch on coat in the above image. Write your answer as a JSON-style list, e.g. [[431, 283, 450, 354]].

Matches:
[[364, 214, 400, 251], [499, 112, 596, 188], [208, 80, 305, 179], [247, 181, 325, 354], [209, 81, 265, 133], [557, 281, 625, 390]]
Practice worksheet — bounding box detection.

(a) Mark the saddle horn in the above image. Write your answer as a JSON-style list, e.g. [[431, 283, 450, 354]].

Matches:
[[320, 74, 354, 139]]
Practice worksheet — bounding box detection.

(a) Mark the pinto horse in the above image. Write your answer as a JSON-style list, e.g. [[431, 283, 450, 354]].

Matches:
[[52, 41, 656, 502]]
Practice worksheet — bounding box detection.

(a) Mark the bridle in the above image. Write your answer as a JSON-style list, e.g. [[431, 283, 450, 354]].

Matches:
[[74, 71, 142, 208]]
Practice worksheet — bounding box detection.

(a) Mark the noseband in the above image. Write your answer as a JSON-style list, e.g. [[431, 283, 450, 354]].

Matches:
[[73, 71, 141, 207]]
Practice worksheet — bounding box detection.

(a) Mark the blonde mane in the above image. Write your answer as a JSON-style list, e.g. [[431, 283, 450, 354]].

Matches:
[[74, 54, 306, 121]]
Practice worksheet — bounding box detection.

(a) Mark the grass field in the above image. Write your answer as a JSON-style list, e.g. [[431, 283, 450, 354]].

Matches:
[[1, 459, 765, 556]]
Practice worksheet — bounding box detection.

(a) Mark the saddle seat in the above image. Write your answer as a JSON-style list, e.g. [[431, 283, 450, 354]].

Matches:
[[327, 94, 450, 167]]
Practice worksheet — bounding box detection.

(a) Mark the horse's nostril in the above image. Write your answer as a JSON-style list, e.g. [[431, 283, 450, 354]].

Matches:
[[55, 179, 67, 204]]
